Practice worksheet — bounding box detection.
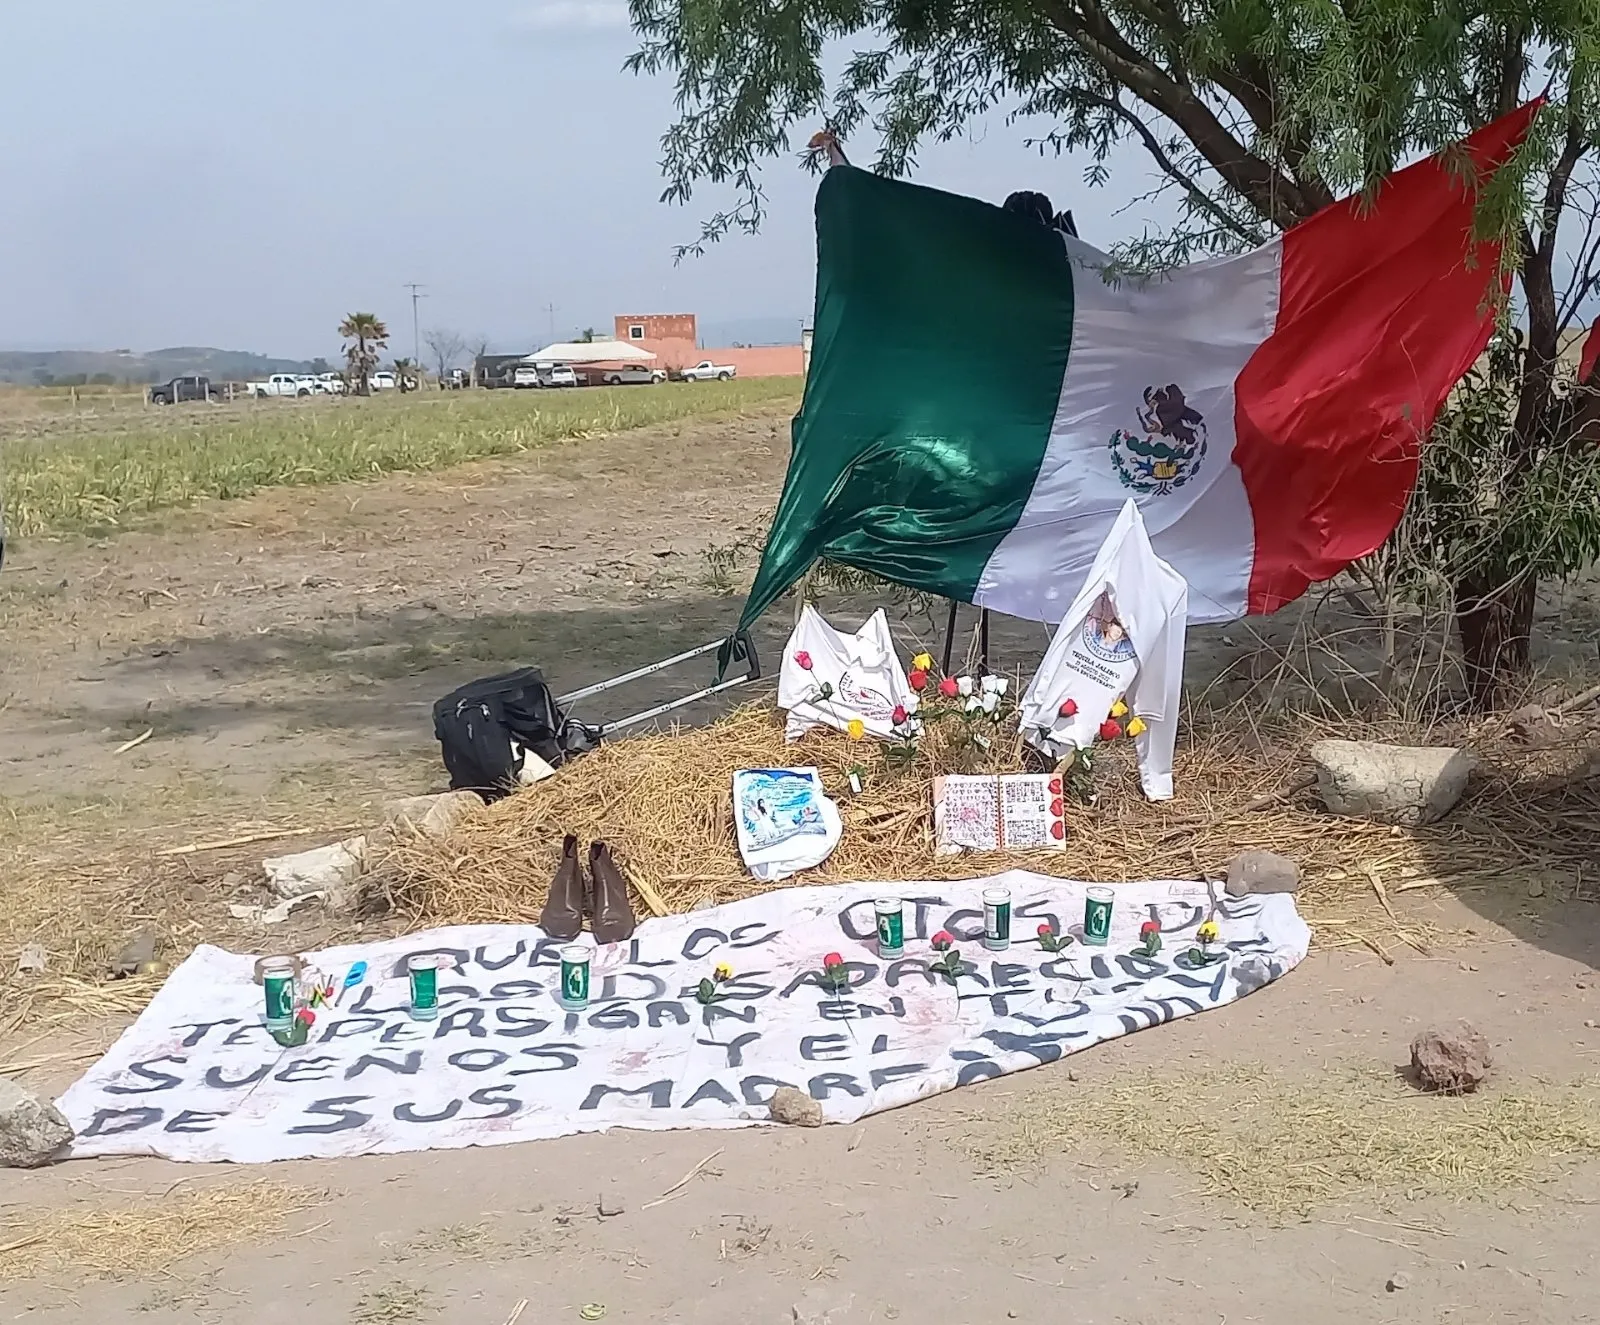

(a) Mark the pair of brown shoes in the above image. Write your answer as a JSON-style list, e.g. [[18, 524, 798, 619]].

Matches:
[[539, 835, 636, 945]]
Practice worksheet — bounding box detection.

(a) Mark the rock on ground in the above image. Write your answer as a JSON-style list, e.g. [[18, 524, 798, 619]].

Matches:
[[1308, 740, 1476, 826], [263, 835, 368, 911], [0, 1078, 73, 1167], [769, 1086, 824, 1128], [109, 929, 157, 978], [1410, 1022, 1492, 1094], [382, 791, 485, 841], [1225, 849, 1302, 897], [1506, 704, 1564, 749]]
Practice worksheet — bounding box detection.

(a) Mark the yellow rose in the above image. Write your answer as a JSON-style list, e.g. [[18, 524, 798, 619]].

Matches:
[[1197, 920, 1219, 944], [714, 962, 733, 981], [1110, 699, 1129, 718], [912, 652, 934, 672], [1125, 716, 1147, 737], [846, 718, 865, 740]]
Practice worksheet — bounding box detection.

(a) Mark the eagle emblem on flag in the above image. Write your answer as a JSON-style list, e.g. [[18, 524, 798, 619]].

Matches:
[[1109, 384, 1208, 495]]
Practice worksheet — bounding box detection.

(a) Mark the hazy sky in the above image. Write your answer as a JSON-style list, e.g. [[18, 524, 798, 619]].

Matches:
[[1, 0, 1176, 358]]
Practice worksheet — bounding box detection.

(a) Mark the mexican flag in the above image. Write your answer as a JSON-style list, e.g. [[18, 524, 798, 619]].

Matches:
[[739, 102, 1539, 632]]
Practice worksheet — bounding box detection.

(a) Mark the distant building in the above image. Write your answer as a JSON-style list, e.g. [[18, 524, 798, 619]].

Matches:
[[613, 312, 804, 379], [615, 314, 697, 344]]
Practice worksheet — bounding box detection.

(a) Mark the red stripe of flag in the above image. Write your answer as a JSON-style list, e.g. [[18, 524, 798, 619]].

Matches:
[[1235, 101, 1541, 614]]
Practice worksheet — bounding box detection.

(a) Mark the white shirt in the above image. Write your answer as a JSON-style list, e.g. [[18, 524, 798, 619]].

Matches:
[[1017, 499, 1188, 800]]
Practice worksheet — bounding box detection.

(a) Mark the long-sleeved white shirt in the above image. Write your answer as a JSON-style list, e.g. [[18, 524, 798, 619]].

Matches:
[[1017, 499, 1188, 800]]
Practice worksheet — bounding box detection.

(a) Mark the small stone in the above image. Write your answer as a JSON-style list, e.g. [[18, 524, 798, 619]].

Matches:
[[110, 930, 157, 978], [1507, 704, 1562, 749], [382, 791, 485, 840], [1410, 1022, 1492, 1094], [1386, 1272, 1410, 1293], [769, 1086, 824, 1128], [1224, 849, 1302, 898], [597, 1190, 625, 1217], [15, 944, 47, 976], [222, 871, 248, 891], [1584, 1019, 1596, 1030], [0, 1078, 73, 1168], [1528, 879, 1546, 898]]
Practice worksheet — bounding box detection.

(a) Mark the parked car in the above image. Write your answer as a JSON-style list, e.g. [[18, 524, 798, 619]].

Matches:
[[149, 375, 219, 405], [680, 360, 737, 382], [369, 371, 397, 391], [443, 368, 469, 389], [598, 365, 667, 386], [314, 373, 347, 395], [249, 373, 313, 399], [513, 362, 578, 388]]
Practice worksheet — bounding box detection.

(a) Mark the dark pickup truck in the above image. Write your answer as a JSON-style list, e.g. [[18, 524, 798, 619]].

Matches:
[[148, 375, 219, 405]]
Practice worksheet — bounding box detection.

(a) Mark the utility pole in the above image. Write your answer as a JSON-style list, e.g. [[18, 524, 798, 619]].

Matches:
[[404, 282, 427, 362], [544, 303, 557, 342]]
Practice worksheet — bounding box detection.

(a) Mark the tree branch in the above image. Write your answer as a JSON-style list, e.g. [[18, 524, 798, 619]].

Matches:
[[1038, 0, 1314, 227], [1064, 84, 1264, 242]]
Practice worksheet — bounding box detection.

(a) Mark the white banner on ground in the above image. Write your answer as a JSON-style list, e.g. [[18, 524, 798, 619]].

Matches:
[[59, 872, 1311, 1163]]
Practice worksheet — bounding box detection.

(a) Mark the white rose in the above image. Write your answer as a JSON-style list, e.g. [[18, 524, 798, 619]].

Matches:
[[957, 676, 974, 697]]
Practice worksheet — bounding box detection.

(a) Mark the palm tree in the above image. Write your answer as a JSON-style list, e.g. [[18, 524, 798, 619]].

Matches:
[[392, 357, 421, 393], [338, 313, 388, 396]]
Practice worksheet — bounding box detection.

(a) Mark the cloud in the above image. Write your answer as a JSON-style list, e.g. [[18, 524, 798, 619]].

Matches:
[[509, 0, 629, 31]]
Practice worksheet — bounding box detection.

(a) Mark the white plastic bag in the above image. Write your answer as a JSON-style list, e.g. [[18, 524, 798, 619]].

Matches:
[[732, 767, 842, 881], [777, 605, 916, 741]]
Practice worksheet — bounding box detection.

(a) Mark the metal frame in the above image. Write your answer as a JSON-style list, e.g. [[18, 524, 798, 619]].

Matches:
[[555, 630, 762, 740]]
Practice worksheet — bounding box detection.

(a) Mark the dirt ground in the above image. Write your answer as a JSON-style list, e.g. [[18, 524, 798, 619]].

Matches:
[[2, 404, 1599, 1321]]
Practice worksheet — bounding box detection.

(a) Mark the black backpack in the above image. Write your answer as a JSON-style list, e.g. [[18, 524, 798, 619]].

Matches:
[[431, 668, 597, 800]]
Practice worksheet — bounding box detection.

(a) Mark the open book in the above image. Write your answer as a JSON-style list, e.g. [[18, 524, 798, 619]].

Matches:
[[932, 774, 1067, 855]]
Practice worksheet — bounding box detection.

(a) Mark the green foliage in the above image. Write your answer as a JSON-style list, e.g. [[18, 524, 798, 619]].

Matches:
[[1377, 328, 1600, 597]]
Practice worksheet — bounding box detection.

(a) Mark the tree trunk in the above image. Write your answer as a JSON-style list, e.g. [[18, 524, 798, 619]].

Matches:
[[1453, 570, 1536, 711]]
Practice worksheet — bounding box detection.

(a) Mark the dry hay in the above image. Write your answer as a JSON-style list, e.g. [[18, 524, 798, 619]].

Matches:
[[0, 1180, 324, 1281], [373, 699, 1600, 950], [953, 1064, 1600, 1217]]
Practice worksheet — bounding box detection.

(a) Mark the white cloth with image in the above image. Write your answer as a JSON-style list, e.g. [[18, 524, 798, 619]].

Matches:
[[1018, 499, 1188, 800]]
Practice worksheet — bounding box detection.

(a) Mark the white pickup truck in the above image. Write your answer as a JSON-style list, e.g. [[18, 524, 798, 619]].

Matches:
[[249, 373, 315, 399], [597, 365, 667, 386], [679, 360, 737, 382]]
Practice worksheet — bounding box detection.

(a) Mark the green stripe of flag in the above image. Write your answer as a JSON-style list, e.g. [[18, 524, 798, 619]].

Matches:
[[738, 167, 1077, 631]]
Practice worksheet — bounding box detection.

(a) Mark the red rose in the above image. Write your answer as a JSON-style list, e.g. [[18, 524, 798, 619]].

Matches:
[[938, 676, 959, 698], [794, 650, 813, 671], [891, 704, 908, 725], [1140, 920, 1160, 936], [909, 669, 928, 691], [1099, 719, 1122, 741], [931, 930, 954, 951], [295, 1007, 316, 1025], [823, 951, 844, 969], [1037, 922, 1052, 936], [1058, 698, 1078, 718]]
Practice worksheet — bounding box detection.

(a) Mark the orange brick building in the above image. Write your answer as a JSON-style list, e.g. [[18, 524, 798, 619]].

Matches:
[[613, 313, 805, 379]]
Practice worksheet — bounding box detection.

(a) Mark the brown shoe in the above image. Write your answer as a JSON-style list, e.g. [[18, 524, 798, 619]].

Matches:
[[589, 841, 636, 945], [539, 834, 584, 939]]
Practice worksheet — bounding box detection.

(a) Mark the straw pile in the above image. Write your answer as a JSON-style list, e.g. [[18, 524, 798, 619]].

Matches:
[[374, 699, 1600, 948], [952, 1064, 1600, 1217], [0, 1181, 323, 1281]]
